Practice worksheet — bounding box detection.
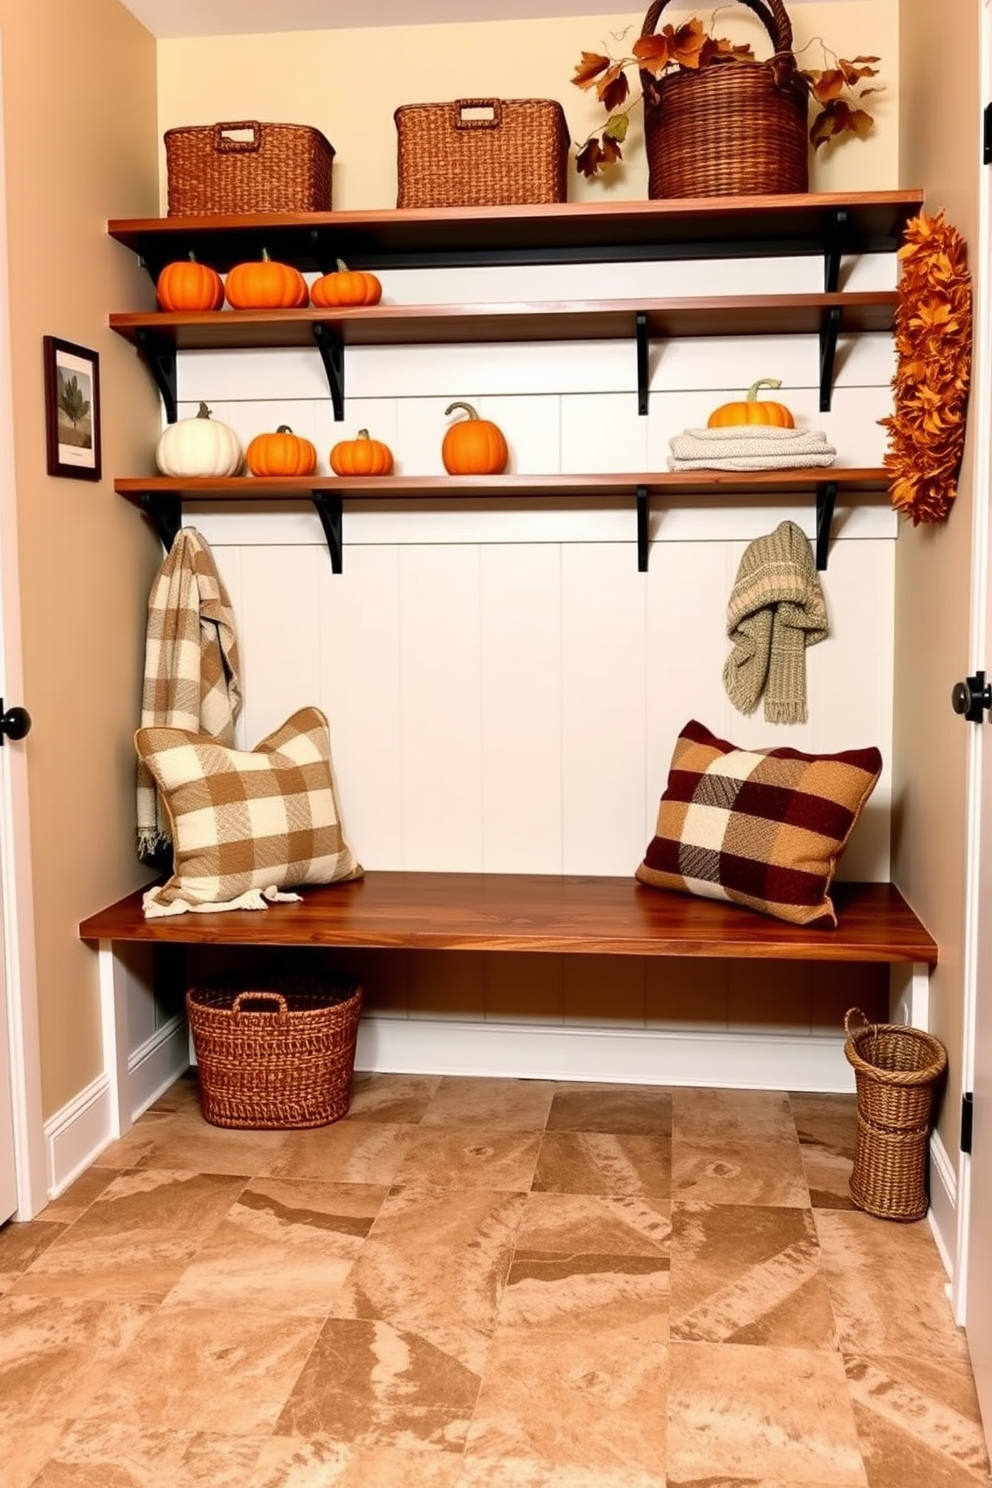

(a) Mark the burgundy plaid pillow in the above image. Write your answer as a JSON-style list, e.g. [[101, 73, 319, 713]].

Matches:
[[635, 720, 882, 927]]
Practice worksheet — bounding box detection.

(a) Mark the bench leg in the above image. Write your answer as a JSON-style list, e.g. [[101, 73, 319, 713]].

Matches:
[[97, 940, 131, 1139], [889, 960, 930, 1029]]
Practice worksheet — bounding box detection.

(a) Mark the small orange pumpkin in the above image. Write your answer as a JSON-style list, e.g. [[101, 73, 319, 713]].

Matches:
[[310, 258, 382, 308], [156, 251, 224, 312], [707, 378, 795, 429], [245, 424, 318, 477], [441, 401, 508, 475], [225, 248, 308, 310], [329, 428, 394, 477]]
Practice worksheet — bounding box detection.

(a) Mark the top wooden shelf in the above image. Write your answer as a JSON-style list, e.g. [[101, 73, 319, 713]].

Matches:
[[107, 191, 924, 277]]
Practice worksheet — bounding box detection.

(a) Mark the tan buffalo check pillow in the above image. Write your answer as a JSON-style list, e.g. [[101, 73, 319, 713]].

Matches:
[[635, 719, 881, 927], [136, 706, 362, 918]]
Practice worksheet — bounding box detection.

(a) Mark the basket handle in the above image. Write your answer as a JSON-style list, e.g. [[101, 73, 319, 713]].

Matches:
[[454, 99, 503, 131], [212, 121, 264, 155], [844, 1007, 873, 1039], [640, 0, 794, 57], [232, 991, 289, 1018]]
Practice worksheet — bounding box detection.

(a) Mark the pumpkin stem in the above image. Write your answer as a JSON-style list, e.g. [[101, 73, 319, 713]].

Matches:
[[357, 429, 371, 440], [196, 402, 213, 419], [444, 401, 479, 420], [335, 259, 349, 273], [261, 248, 271, 262], [746, 378, 783, 402], [276, 425, 293, 434]]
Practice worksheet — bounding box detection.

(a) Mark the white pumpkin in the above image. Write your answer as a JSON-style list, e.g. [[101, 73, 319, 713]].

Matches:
[[155, 401, 243, 478]]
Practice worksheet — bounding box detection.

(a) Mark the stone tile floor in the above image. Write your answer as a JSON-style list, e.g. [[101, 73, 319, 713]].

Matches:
[[0, 1071, 989, 1487]]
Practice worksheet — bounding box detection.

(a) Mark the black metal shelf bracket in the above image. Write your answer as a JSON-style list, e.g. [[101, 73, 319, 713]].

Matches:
[[135, 328, 178, 424], [823, 207, 849, 293], [636, 485, 649, 572], [819, 305, 842, 413], [635, 312, 649, 416], [312, 491, 344, 573], [312, 323, 344, 420], [140, 491, 182, 552], [815, 481, 838, 571]]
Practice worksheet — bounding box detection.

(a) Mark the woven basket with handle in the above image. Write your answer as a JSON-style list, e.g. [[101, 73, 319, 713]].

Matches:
[[164, 121, 335, 216], [843, 1008, 947, 1222], [394, 97, 569, 209], [640, 0, 810, 199], [187, 976, 361, 1130]]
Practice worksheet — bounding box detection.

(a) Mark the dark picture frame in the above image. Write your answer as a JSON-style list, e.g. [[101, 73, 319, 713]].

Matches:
[[43, 336, 101, 481]]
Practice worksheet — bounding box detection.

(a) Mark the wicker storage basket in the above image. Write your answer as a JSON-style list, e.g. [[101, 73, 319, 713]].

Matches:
[[639, 0, 810, 199], [186, 976, 361, 1130], [844, 1008, 947, 1222], [395, 97, 569, 208], [164, 121, 335, 216]]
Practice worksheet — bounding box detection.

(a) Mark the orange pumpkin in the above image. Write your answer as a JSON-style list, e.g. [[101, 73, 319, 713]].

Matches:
[[329, 428, 394, 476], [310, 258, 382, 308], [441, 401, 508, 475], [225, 249, 308, 310], [156, 251, 224, 312], [245, 424, 318, 477], [707, 378, 795, 429]]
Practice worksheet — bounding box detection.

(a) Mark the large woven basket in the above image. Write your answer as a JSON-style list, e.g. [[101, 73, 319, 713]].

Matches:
[[187, 976, 362, 1130], [164, 121, 335, 216], [395, 97, 569, 208], [640, 0, 810, 199], [844, 1008, 947, 1222]]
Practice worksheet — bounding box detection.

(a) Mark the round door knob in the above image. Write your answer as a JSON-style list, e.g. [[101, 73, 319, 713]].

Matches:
[[951, 674, 992, 720], [952, 680, 974, 715], [0, 705, 31, 742]]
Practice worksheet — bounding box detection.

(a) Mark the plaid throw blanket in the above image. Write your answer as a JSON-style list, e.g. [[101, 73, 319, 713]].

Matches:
[[722, 520, 828, 726], [136, 528, 241, 862]]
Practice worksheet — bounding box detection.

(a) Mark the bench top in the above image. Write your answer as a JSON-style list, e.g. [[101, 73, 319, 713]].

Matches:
[[78, 873, 937, 965]]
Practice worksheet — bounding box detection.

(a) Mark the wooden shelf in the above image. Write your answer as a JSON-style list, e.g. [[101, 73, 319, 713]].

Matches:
[[107, 191, 924, 276], [115, 469, 889, 576]]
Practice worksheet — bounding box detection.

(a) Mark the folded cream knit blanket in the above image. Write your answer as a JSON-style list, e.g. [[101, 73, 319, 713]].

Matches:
[[723, 519, 828, 725], [136, 528, 242, 862], [669, 425, 837, 472]]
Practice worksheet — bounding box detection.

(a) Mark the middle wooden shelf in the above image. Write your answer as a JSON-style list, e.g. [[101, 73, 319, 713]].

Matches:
[[115, 468, 892, 575], [109, 291, 898, 422]]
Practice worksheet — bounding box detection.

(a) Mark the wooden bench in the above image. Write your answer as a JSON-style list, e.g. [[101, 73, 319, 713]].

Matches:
[[80, 872, 937, 1134]]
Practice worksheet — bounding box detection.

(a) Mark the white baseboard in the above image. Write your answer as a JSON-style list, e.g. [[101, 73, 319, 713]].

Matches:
[[43, 1018, 190, 1201], [355, 1015, 855, 1092], [927, 1127, 959, 1287]]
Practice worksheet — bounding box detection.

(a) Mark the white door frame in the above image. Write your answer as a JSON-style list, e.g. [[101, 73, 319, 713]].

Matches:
[[0, 26, 47, 1222]]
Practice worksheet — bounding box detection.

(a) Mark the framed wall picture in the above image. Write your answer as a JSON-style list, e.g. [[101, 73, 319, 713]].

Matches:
[[43, 336, 101, 481]]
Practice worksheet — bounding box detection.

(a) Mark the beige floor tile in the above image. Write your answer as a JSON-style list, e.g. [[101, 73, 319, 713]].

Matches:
[[791, 1092, 859, 1210], [533, 1132, 669, 1200], [815, 1210, 972, 1361], [39, 1167, 118, 1223], [264, 1121, 419, 1184], [0, 1295, 155, 1426], [276, 1315, 481, 1451], [161, 1178, 388, 1315], [248, 1436, 464, 1486], [347, 1072, 442, 1124], [0, 1220, 67, 1294], [8, 1170, 247, 1302], [420, 1076, 556, 1131], [134, 1108, 292, 1175], [545, 1083, 673, 1136], [499, 1249, 669, 1340], [0, 1418, 71, 1488], [391, 1126, 541, 1191], [670, 1202, 837, 1348], [845, 1353, 992, 1488], [674, 1087, 799, 1142], [465, 1327, 667, 1471], [517, 1191, 670, 1255], [28, 1421, 266, 1487], [331, 1185, 525, 1364], [456, 1461, 666, 1487], [78, 1304, 324, 1435], [668, 1341, 868, 1485], [672, 1135, 810, 1207]]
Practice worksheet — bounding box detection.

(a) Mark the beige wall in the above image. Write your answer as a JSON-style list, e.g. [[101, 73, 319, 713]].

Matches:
[[894, 4, 981, 1153], [0, 0, 161, 1116], [155, 2, 898, 211]]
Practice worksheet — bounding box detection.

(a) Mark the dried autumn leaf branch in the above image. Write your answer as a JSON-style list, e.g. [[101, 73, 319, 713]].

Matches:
[[879, 211, 972, 525], [571, 19, 882, 178]]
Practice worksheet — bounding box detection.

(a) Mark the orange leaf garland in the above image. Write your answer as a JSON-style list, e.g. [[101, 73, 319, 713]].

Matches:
[[879, 210, 972, 525]]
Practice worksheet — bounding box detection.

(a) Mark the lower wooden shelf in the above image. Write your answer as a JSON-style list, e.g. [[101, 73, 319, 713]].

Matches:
[[114, 468, 892, 574]]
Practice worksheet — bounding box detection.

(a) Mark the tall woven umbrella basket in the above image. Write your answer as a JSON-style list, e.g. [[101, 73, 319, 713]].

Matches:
[[639, 0, 810, 199], [186, 975, 362, 1130], [844, 1008, 947, 1222]]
